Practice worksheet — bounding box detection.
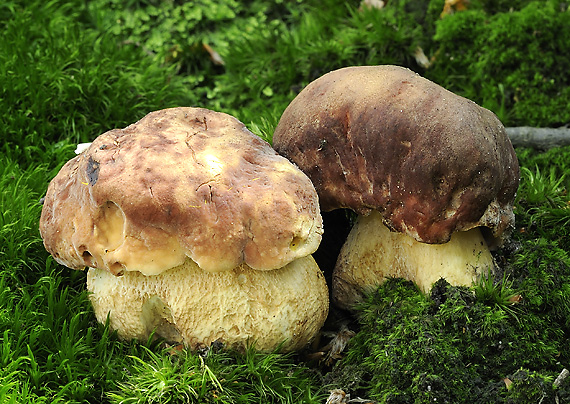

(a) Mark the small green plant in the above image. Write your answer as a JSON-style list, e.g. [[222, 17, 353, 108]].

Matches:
[[474, 271, 521, 322], [519, 166, 566, 206], [515, 150, 570, 246], [519, 166, 570, 240], [107, 345, 325, 404]]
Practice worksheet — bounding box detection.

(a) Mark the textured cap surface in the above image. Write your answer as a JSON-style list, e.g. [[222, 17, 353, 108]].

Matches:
[[87, 255, 329, 352], [40, 107, 322, 275], [273, 65, 519, 244]]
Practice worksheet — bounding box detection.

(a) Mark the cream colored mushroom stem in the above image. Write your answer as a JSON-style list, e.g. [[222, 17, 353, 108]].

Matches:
[[87, 255, 329, 352], [332, 211, 495, 310]]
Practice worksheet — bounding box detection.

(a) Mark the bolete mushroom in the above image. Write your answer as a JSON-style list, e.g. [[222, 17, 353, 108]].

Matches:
[[272, 65, 520, 310], [40, 107, 328, 351]]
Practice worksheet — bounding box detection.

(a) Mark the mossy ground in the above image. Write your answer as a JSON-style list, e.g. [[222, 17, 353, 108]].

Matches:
[[1, 0, 569, 402]]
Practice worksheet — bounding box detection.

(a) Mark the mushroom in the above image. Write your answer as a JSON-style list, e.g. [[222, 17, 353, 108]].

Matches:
[[272, 65, 520, 310], [40, 107, 328, 351]]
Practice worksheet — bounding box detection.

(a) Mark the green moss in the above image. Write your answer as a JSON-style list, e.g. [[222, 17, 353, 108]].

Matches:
[[514, 146, 570, 247], [428, 0, 570, 126], [214, 0, 439, 134], [330, 277, 567, 403], [0, 1, 195, 165], [106, 345, 325, 403], [509, 239, 570, 329], [2, 0, 570, 401], [505, 369, 556, 403], [517, 146, 570, 175]]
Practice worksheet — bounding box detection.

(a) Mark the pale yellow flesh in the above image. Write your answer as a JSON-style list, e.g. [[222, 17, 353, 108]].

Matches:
[[87, 255, 329, 352], [332, 211, 495, 310]]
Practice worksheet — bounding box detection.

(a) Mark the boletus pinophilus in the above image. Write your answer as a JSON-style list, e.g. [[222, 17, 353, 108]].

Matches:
[[40, 107, 329, 351], [273, 65, 519, 310]]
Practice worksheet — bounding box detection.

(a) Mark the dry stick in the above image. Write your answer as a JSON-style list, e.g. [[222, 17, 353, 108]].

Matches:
[[506, 127, 570, 150], [554, 368, 569, 388]]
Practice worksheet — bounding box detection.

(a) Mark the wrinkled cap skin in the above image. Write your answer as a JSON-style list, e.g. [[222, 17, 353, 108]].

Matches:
[[40, 107, 323, 275], [273, 65, 520, 244]]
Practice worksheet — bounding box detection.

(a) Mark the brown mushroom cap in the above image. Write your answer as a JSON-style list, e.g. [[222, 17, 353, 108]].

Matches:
[[40, 107, 323, 275], [273, 65, 520, 244]]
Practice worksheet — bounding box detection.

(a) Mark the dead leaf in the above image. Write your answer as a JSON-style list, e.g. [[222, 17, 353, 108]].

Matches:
[[413, 46, 431, 69], [359, 0, 386, 11], [203, 43, 225, 66], [327, 389, 349, 404], [507, 294, 523, 304], [441, 0, 469, 17], [319, 324, 356, 366]]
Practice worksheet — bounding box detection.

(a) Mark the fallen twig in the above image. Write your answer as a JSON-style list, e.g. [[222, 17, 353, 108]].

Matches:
[[554, 368, 569, 388], [506, 126, 570, 150]]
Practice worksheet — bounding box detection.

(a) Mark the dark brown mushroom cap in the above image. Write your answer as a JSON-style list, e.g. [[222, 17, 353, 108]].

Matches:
[[273, 65, 519, 244], [40, 107, 323, 275]]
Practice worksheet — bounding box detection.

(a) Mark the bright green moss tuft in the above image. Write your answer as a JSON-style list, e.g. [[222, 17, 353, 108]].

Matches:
[[514, 146, 570, 248], [106, 345, 325, 404]]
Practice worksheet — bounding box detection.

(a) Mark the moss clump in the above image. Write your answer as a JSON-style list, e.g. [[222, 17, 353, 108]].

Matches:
[[428, 0, 570, 126], [330, 275, 568, 403], [0, 1, 196, 166], [504, 369, 556, 403], [510, 239, 570, 329]]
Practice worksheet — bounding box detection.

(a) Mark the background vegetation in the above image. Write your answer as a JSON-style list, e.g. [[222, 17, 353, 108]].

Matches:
[[1, 0, 569, 402]]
